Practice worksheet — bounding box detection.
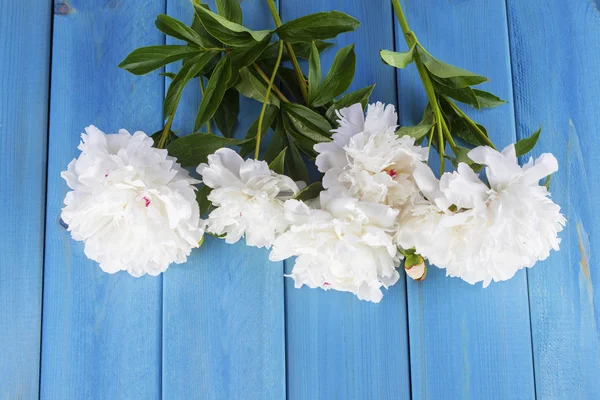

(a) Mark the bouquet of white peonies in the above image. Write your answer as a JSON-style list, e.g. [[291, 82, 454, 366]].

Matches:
[[61, 0, 565, 303]]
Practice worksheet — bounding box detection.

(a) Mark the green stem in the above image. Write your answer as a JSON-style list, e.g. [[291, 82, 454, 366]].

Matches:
[[255, 41, 284, 159], [158, 112, 174, 149], [445, 97, 496, 149], [253, 63, 290, 103], [392, 0, 446, 172], [199, 76, 211, 134], [266, 0, 309, 104]]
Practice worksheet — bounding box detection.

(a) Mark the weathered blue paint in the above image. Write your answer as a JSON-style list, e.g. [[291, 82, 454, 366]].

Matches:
[[506, 1, 600, 398], [0, 0, 598, 399], [0, 1, 51, 398], [395, 1, 536, 399]]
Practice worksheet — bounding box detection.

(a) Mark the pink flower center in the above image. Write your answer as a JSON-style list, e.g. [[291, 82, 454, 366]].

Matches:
[[323, 282, 331, 286], [387, 168, 397, 178], [104, 173, 108, 178], [143, 196, 151, 207]]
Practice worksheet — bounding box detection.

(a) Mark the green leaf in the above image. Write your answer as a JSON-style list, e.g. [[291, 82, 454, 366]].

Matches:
[[434, 84, 481, 109], [191, 4, 222, 48], [380, 45, 415, 69], [311, 44, 356, 107], [439, 99, 489, 147], [195, 54, 233, 131], [515, 126, 541, 157], [396, 122, 435, 140], [472, 89, 506, 108], [155, 14, 205, 47], [448, 146, 482, 172], [263, 118, 286, 163], [283, 116, 319, 158], [118, 45, 205, 75], [308, 42, 322, 105], [259, 40, 333, 61], [239, 106, 278, 157], [234, 67, 280, 107], [417, 47, 488, 88], [325, 84, 374, 125], [150, 129, 179, 147], [282, 103, 332, 143], [284, 133, 309, 182], [229, 35, 273, 68], [166, 132, 250, 167], [160, 72, 177, 80], [216, 0, 242, 25], [294, 182, 323, 201], [276, 11, 360, 43], [213, 88, 239, 138], [164, 51, 219, 119], [196, 185, 212, 215], [193, 3, 271, 47], [269, 147, 287, 174]]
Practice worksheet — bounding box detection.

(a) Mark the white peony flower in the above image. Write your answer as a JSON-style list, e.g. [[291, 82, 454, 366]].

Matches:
[[61, 126, 205, 277], [315, 102, 428, 207], [197, 148, 303, 248], [270, 190, 401, 303], [396, 144, 566, 286]]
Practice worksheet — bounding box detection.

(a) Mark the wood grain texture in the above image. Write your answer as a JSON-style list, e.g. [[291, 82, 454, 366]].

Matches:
[[40, 1, 165, 398], [395, 1, 536, 399], [0, 1, 51, 398], [506, 1, 600, 398], [161, 1, 286, 399], [280, 1, 411, 398]]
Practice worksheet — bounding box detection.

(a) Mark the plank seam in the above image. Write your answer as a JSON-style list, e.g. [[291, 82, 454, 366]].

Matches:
[[38, 3, 56, 399], [502, 1, 538, 398], [160, 2, 168, 399], [391, 1, 414, 397]]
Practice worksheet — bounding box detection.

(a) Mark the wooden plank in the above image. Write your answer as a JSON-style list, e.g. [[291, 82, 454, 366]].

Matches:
[[0, 1, 51, 398], [506, 1, 600, 398], [161, 1, 286, 398], [40, 1, 165, 398], [395, 1, 536, 399], [280, 1, 411, 398]]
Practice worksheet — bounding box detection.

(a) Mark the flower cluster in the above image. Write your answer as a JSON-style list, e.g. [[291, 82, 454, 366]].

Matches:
[[61, 103, 564, 303]]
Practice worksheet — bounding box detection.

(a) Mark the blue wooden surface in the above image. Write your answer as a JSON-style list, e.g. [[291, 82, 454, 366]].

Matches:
[[0, 0, 598, 399]]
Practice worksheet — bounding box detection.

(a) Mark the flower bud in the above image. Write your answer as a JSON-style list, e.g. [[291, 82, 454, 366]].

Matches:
[[404, 254, 427, 281]]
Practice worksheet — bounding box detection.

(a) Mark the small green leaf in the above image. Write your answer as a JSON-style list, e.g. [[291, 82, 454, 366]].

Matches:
[[234, 67, 280, 107], [195, 55, 233, 131], [396, 122, 435, 140], [544, 174, 552, 190], [294, 182, 323, 201], [160, 72, 177, 80], [193, 3, 271, 47], [240, 106, 279, 157], [417, 47, 488, 88], [282, 103, 332, 143], [213, 88, 239, 138], [439, 99, 489, 147], [515, 126, 541, 157], [263, 118, 286, 163], [196, 185, 212, 215], [155, 14, 205, 47], [269, 147, 287, 174], [166, 132, 251, 167], [311, 44, 356, 107], [472, 89, 507, 108], [150, 129, 179, 147], [119, 45, 205, 75], [284, 133, 309, 182], [191, 4, 222, 48], [448, 146, 483, 172], [325, 84, 374, 125], [276, 11, 359, 44], [164, 51, 219, 119], [380, 45, 415, 69], [216, 0, 242, 25], [229, 35, 273, 68], [308, 42, 322, 105]]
